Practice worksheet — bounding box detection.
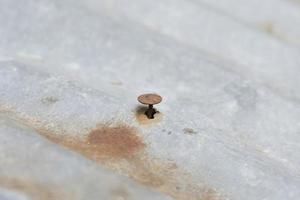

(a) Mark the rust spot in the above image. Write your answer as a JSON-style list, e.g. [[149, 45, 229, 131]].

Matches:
[[87, 125, 145, 158], [135, 106, 163, 125], [0, 177, 70, 200], [43, 124, 145, 159]]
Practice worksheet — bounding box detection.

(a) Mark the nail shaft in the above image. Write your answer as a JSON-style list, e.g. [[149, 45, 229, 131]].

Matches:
[[145, 104, 156, 119]]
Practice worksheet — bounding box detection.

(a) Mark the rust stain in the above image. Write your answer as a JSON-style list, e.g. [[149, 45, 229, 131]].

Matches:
[[39, 125, 222, 200], [135, 106, 163, 125], [87, 126, 144, 158], [43, 124, 145, 160], [0, 177, 70, 200], [0, 105, 224, 200]]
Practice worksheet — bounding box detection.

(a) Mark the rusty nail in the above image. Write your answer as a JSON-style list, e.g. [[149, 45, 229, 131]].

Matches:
[[138, 93, 162, 119]]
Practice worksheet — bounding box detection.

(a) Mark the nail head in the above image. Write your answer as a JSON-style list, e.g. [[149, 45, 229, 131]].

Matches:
[[138, 93, 162, 105]]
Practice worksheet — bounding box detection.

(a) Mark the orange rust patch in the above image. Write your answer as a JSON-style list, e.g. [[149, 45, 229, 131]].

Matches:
[[40, 125, 222, 200], [43, 125, 145, 160], [135, 106, 163, 125], [0, 177, 70, 200], [0, 104, 224, 200], [87, 126, 145, 158]]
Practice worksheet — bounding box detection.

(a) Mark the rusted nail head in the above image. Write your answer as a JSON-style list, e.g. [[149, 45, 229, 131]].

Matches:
[[138, 93, 162, 105]]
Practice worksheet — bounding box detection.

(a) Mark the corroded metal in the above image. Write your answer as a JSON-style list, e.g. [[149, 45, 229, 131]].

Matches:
[[138, 94, 162, 119]]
